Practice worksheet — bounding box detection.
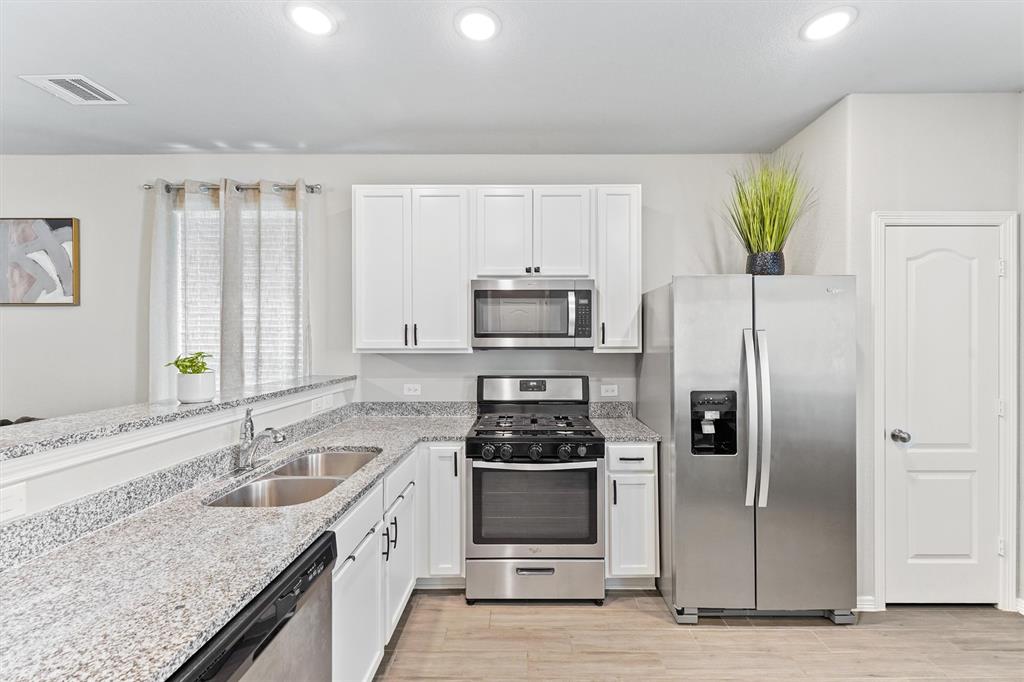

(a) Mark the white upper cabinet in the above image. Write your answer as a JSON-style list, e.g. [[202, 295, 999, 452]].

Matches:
[[353, 188, 411, 350], [532, 187, 592, 277], [411, 189, 470, 349], [596, 186, 642, 352], [353, 186, 470, 352], [475, 187, 533, 276]]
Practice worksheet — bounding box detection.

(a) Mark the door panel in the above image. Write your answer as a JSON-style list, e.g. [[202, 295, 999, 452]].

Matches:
[[884, 226, 1001, 603], [533, 186, 591, 276], [411, 189, 470, 349], [608, 473, 657, 577], [596, 187, 641, 351], [428, 445, 463, 576], [672, 275, 755, 609], [475, 187, 532, 276], [332, 523, 384, 682], [753, 276, 856, 611], [353, 188, 411, 350], [385, 488, 416, 642]]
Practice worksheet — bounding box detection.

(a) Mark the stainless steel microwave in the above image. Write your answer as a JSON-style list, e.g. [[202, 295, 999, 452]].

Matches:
[[471, 279, 595, 349]]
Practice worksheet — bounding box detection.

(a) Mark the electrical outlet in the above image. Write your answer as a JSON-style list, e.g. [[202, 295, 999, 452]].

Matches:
[[322, 394, 334, 410], [600, 384, 619, 397], [0, 483, 27, 523], [403, 383, 422, 396]]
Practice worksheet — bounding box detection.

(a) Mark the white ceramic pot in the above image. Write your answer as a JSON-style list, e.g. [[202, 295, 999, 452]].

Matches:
[[177, 371, 216, 404]]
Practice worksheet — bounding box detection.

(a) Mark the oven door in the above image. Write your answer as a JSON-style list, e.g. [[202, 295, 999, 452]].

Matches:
[[472, 279, 594, 349], [466, 459, 605, 559]]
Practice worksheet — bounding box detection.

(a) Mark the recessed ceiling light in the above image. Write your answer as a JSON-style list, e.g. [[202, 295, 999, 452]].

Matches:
[[800, 6, 857, 41], [456, 8, 500, 41], [287, 2, 337, 36]]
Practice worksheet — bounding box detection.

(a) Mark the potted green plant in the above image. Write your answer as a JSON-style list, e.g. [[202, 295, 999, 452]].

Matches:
[[165, 352, 215, 403], [725, 155, 813, 275]]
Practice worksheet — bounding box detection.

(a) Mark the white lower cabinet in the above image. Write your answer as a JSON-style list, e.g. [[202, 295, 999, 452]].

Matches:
[[425, 443, 464, 577], [383, 483, 416, 641], [331, 484, 385, 682], [606, 443, 659, 578]]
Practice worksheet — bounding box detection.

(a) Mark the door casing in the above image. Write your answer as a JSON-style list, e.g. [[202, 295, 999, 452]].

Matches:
[[870, 211, 1019, 612]]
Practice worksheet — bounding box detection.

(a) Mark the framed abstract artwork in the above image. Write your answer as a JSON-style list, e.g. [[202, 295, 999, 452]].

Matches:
[[1, 218, 80, 305]]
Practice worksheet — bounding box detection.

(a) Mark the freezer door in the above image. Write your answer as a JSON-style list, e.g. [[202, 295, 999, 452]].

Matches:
[[753, 276, 856, 611], [672, 275, 756, 609]]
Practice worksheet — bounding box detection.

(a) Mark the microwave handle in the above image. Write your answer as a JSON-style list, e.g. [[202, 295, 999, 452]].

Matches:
[[567, 291, 576, 338]]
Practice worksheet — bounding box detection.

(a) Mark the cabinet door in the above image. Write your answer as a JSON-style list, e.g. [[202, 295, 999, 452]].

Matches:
[[427, 444, 463, 576], [332, 523, 384, 682], [596, 186, 642, 352], [608, 473, 657, 576], [384, 486, 416, 642], [475, 187, 533, 276], [411, 189, 470, 349], [353, 188, 412, 350], [533, 186, 591, 277]]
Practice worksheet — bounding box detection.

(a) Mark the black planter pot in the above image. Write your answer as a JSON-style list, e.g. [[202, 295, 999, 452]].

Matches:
[[746, 251, 785, 275]]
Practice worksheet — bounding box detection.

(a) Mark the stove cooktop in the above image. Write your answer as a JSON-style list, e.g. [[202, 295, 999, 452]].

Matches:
[[466, 412, 605, 460]]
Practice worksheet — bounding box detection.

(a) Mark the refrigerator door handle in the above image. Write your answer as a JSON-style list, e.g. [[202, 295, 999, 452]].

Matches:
[[743, 328, 759, 507], [756, 329, 773, 508]]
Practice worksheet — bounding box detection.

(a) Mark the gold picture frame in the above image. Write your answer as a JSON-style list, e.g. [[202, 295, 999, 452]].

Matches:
[[1, 218, 80, 306]]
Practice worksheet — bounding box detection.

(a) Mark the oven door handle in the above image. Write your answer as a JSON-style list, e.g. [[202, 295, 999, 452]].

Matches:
[[471, 460, 597, 471]]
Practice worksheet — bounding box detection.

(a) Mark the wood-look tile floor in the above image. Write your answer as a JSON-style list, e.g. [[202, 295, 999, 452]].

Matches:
[[376, 590, 1024, 680]]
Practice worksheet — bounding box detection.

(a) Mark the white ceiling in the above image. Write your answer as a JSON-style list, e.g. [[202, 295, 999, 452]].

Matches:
[[1, 0, 1021, 154]]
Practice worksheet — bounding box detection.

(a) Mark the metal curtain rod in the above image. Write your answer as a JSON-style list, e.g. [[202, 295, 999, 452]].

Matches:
[[142, 182, 322, 194]]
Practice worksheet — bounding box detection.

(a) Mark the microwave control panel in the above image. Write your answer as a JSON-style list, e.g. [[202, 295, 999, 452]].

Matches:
[[575, 293, 592, 337]]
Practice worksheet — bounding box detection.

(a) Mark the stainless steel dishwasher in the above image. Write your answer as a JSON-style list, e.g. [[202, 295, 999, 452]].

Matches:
[[170, 532, 336, 682]]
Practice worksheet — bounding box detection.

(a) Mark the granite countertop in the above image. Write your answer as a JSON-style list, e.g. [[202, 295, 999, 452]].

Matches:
[[0, 414, 472, 682], [0, 374, 356, 461], [594, 417, 661, 442]]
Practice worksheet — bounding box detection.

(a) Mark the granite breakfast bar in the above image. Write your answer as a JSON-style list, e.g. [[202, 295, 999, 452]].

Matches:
[[0, 407, 658, 682]]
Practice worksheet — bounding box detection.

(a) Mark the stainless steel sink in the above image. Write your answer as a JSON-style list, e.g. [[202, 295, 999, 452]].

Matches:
[[269, 451, 377, 479], [207, 477, 342, 508]]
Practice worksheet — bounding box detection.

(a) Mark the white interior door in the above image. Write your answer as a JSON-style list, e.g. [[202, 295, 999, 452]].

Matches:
[[884, 224, 1002, 603], [411, 188, 469, 349], [475, 187, 532, 276], [533, 186, 591, 276]]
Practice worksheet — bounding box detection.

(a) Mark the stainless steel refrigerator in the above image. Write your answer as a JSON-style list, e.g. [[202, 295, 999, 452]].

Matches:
[[637, 275, 856, 624]]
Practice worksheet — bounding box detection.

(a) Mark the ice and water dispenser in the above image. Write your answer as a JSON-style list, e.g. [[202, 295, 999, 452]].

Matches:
[[689, 391, 737, 455]]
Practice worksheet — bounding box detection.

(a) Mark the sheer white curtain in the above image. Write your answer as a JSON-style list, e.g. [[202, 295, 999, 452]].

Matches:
[[147, 179, 310, 401]]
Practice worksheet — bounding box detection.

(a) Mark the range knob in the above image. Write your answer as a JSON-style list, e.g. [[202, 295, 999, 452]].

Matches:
[[528, 444, 544, 461], [557, 444, 573, 461], [576, 445, 588, 458], [499, 444, 514, 461], [481, 444, 496, 461]]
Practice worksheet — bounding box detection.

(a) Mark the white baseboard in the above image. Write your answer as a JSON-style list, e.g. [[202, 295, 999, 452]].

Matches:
[[1017, 598, 1024, 616], [856, 595, 884, 612]]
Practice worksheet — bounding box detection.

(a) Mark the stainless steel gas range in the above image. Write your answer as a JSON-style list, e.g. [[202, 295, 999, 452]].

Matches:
[[464, 375, 606, 604]]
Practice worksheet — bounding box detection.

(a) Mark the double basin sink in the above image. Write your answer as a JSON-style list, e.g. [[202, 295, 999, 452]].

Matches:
[[207, 451, 377, 508]]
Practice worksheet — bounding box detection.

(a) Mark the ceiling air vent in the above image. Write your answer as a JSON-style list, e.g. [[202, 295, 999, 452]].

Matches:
[[19, 74, 127, 105]]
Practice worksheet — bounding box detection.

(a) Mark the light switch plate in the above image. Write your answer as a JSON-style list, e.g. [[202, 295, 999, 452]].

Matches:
[[600, 384, 619, 397], [403, 384, 422, 396], [0, 482, 27, 523]]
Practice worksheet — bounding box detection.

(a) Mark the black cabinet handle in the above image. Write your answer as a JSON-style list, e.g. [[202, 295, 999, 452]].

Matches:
[[534, 266, 540, 273], [454, 454, 458, 477], [403, 324, 408, 346], [382, 528, 391, 561], [620, 457, 645, 462], [612, 479, 618, 505], [601, 322, 606, 345], [525, 266, 532, 274], [413, 324, 418, 346], [390, 517, 398, 549]]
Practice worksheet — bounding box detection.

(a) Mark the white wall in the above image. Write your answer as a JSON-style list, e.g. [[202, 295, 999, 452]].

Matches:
[[0, 153, 748, 417], [777, 98, 852, 275]]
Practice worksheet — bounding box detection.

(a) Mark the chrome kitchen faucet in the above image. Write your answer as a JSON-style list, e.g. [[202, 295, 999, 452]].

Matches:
[[236, 407, 286, 471]]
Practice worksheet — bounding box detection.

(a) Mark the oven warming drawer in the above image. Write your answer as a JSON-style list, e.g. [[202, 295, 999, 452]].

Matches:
[[466, 559, 605, 601]]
